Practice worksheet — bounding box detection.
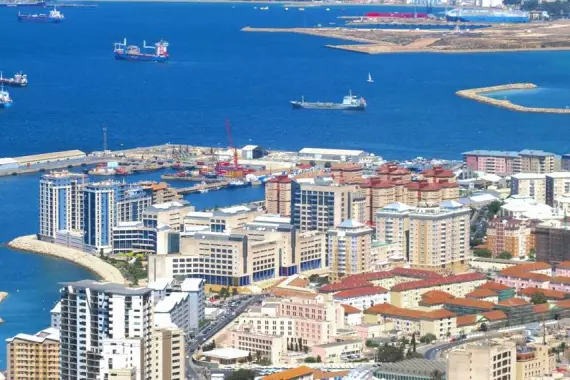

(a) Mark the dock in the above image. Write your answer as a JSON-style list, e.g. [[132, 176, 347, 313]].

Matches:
[[177, 181, 230, 195], [161, 175, 222, 183], [456, 83, 570, 114]]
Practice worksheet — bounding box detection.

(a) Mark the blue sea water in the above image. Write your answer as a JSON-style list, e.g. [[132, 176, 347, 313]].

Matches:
[[2, 0, 570, 369], [487, 87, 570, 109]]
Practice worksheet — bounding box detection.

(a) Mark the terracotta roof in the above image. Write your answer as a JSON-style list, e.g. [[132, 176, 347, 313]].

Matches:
[[422, 166, 455, 178], [482, 310, 508, 321], [391, 272, 487, 292], [422, 290, 454, 300], [466, 288, 498, 299], [478, 282, 512, 291], [518, 288, 567, 300], [497, 298, 530, 307], [391, 267, 442, 279], [499, 262, 552, 276], [557, 261, 570, 269], [313, 369, 350, 380], [341, 304, 362, 314], [423, 309, 457, 320], [500, 272, 551, 282], [551, 276, 570, 285], [557, 299, 570, 309], [444, 298, 495, 310], [533, 304, 550, 314], [362, 178, 396, 189], [272, 288, 317, 299], [365, 304, 426, 320], [334, 286, 388, 299], [405, 181, 442, 192], [150, 183, 168, 190], [267, 175, 292, 184], [343, 271, 394, 283], [319, 278, 372, 294], [457, 314, 478, 327], [262, 366, 314, 380]]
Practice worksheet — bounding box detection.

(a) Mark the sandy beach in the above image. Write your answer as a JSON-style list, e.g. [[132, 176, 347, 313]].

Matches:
[[7, 235, 126, 284]]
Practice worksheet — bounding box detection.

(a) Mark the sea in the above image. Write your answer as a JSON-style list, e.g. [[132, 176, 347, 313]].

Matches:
[[1, 0, 570, 368]]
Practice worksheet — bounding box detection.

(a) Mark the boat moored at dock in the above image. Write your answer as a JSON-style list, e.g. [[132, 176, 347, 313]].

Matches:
[[0, 86, 13, 108], [291, 90, 367, 111], [0, 72, 28, 87], [17, 7, 64, 23], [445, 8, 529, 23], [113, 39, 169, 62]]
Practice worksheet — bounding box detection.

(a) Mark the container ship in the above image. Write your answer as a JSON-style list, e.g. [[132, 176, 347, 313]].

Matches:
[[0, 87, 13, 108], [0, 72, 27, 87], [445, 8, 529, 23], [0, 0, 45, 7], [18, 7, 64, 22], [114, 39, 169, 62], [291, 91, 367, 111]]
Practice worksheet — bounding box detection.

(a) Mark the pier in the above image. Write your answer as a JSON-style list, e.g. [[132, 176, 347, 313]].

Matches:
[[176, 181, 230, 195], [456, 83, 570, 114]]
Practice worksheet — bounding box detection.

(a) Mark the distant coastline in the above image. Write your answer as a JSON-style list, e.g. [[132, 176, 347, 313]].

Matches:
[[7, 236, 126, 284], [69, 0, 422, 6]]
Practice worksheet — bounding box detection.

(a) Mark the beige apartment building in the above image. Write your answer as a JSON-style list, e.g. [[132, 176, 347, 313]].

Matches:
[[265, 176, 294, 216], [6, 327, 59, 380], [545, 172, 570, 206], [149, 327, 185, 380], [448, 340, 516, 380], [184, 205, 263, 233], [228, 326, 287, 365], [515, 344, 555, 380], [327, 220, 374, 280], [375, 202, 414, 260], [486, 218, 535, 258], [142, 200, 193, 232], [518, 150, 558, 174], [511, 173, 547, 204]]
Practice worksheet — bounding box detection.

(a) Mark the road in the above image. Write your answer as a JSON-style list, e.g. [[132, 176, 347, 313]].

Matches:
[[186, 294, 265, 379]]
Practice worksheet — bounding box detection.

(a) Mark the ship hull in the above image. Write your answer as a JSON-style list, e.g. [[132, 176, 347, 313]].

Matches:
[[18, 15, 62, 22], [445, 15, 529, 23], [114, 52, 168, 62], [0, 79, 26, 87], [291, 101, 365, 111]]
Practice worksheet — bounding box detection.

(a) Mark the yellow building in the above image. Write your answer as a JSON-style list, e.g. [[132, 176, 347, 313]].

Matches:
[[515, 344, 556, 380], [327, 220, 374, 280], [447, 340, 516, 380], [518, 150, 558, 174], [511, 173, 547, 204], [6, 327, 59, 380], [228, 326, 286, 365], [375, 202, 413, 259], [149, 327, 185, 380]]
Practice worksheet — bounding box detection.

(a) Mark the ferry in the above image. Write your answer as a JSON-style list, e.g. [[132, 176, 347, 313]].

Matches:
[[291, 90, 366, 111], [114, 39, 169, 62], [0, 86, 13, 108], [0, 72, 27, 87], [17, 7, 64, 23]]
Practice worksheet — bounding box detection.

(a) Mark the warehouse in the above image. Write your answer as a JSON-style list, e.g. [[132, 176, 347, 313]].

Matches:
[[241, 145, 264, 160], [299, 147, 368, 162]]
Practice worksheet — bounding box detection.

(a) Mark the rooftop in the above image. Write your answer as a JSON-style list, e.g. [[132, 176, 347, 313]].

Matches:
[[341, 304, 362, 314], [60, 280, 151, 296], [457, 314, 478, 327], [519, 288, 567, 299], [482, 310, 508, 321], [374, 358, 447, 377], [444, 298, 495, 310], [462, 150, 519, 158], [147, 278, 172, 291], [180, 278, 204, 292], [391, 272, 486, 292], [154, 292, 188, 313], [299, 147, 367, 157], [6, 327, 60, 344], [466, 288, 497, 298], [333, 286, 388, 299], [261, 366, 314, 380], [202, 348, 249, 360], [496, 298, 530, 307], [478, 282, 512, 291]]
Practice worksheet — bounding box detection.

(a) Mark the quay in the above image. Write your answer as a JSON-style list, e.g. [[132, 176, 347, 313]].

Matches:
[[176, 181, 230, 195], [456, 83, 570, 114], [161, 175, 222, 183]]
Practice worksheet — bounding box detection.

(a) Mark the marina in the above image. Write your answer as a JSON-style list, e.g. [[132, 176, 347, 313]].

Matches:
[[456, 83, 570, 114]]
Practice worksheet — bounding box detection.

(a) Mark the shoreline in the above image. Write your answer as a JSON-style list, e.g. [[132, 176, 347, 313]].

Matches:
[[7, 235, 126, 284], [456, 83, 570, 114], [70, 0, 427, 5]]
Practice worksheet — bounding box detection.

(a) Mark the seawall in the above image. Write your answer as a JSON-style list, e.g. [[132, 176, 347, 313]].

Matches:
[[456, 83, 570, 114], [7, 235, 126, 284]]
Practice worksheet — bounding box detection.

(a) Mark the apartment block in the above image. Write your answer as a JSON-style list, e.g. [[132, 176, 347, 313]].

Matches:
[[447, 340, 516, 380], [116, 184, 152, 223], [228, 326, 286, 365], [545, 172, 570, 206], [183, 204, 263, 233], [83, 181, 118, 253], [99, 338, 142, 380], [327, 219, 374, 280], [142, 200, 193, 232], [6, 327, 59, 380], [39, 170, 86, 241], [463, 150, 520, 175], [265, 176, 296, 217], [486, 217, 535, 258], [518, 150, 558, 174], [311, 340, 363, 363], [59, 280, 153, 380], [149, 327, 185, 380], [535, 221, 570, 263], [141, 182, 182, 204], [511, 174, 546, 204], [515, 344, 555, 380], [375, 202, 413, 259]]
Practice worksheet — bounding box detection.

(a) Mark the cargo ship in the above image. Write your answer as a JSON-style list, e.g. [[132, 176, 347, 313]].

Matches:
[[18, 7, 64, 22], [445, 8, 529, 23], [0, 72, 27, 87], [291, 91, 367, 111], [365, 11, 428, 19], [114, 39, 169, 62], [0, 0, 45, 7], [0, 87, 13, 108]]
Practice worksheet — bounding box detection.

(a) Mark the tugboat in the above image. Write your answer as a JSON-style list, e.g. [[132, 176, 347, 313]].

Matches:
[[291, 90, 367, 111], [0, 72, 28, 87], [0, 86, 13, 108], [17, 6, 64, 22], [113, 39, 169, 62]]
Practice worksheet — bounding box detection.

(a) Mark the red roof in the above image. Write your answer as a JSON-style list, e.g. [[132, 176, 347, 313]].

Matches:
[[557, 300, 570, 309], [334, 286, 388, 299], [405, 181, 442, 192], [391, 272, 487, 292], [466, 288, 498, 298], [478, 282, 512, 291], [533, 304, 550, 314], [365, 304, 456, 320], [341, 304, 362, 314], [391, 267, 442, 279], [319, 278, 372, 294], [423, 309, 456, 320], [518, 288, 567, 300], [422, 290, 454, 300], [482, 310, 508, 321], [267, 175, 292, 184], [457, 314, 478, 327], [557, 261, 570, 269], [422, 166, 455, 178], [444, 298, 495, 310], [499, 262, 552, 276], [497, 298, 530, 307], [551, 276, 570, 285], [343, 271, 394, 283]]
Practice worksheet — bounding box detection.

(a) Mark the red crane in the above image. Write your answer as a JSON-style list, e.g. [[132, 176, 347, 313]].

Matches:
[[225, 118, 238, 168]]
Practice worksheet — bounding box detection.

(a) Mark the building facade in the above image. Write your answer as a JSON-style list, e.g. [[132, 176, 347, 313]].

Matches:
[[265, 176, 296, 217], [511, 174, 546, 204], [6, 327, 60, 380], [83, 181, 117, 253], [149, 327, 185, 380], [486, 218, 535, 258], [545, 172, 570, 207], [327, 220, 374, 280], [447, 340, 516, 380]]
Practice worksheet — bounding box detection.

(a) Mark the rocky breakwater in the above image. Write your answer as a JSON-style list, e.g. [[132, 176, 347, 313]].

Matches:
[[7, 235, 126, 284], [456, 83, 570, 114]]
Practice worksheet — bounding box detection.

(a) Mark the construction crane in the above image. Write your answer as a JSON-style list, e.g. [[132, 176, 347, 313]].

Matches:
[[225, 118, 239, 168]]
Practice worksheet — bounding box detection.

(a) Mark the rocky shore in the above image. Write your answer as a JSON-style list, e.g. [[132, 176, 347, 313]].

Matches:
[[7, 235, 126, 284]]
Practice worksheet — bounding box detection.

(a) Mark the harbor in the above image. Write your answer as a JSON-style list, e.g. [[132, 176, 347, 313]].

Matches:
[[456, 83, 570, 114]]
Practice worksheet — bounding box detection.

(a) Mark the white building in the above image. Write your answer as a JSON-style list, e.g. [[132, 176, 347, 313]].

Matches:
[[59, 280, 153, 380], [50, 301, 61, 330], [39, 171, 86, 241], [142, 201, 193, 232], [83, 181, 118, 253], [99, 338, 142, 380], [154, 292, 190, 335], [511, 173, 546, 204], [332, 286, 389, 311], [181, 278, 205, 331]]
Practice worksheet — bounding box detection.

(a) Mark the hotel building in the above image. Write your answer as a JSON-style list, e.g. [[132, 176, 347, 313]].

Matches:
[[6, 327, 60, 380]]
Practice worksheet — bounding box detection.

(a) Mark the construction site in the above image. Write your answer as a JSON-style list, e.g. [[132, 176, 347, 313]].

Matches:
[[242, 19, 570, 54]]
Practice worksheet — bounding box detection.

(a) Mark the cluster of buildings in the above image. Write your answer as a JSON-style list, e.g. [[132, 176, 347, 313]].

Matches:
[[6, 278, 205, 380]]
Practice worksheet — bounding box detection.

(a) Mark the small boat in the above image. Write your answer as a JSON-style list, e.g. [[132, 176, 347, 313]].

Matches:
[[326, 7, 330, 11], [298, 7, 305, 11], [367, 73, 374, 83], [284, 7, 288, 10], [291, 90, 367, 111], [227, 180, 249, 188], [199, 188, 209, 193], [260, 6, 269, 10], [0, 86, 13, 108], [88, 165, 116, 176], [18, 7, 64, 23], [0, 71, 28, 87]]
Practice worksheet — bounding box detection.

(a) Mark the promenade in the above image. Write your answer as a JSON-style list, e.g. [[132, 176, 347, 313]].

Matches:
[[7, 235, 126, 284]]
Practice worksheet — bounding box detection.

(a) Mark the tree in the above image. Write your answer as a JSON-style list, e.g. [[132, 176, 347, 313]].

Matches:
[[255, 350, 261, 362], [232, 287, 238, 297], [480, 323, 488, 332], [324, 161, 332, 168], [473, 248, 492, 258], [488, 200, 502, 216], [303, 345, 309, 354], [498, 251, 512, 260], [304, 356, 317, 363], [226, 369, 256, 380], [399, 336, 409, 347], [411, 334, 417, 353], [419, 333, 437, 344], [431, 369, 444, 380], [317, 355, 322, 363], [531, 292, 548, 305], [366, 339, 379, 348], [247, 352, 253, 362], [529, 248, 536, 261], [376, 343, 405, 363]]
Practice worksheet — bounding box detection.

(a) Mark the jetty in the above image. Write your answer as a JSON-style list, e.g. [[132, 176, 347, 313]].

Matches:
[[456, 83, 570, 114], [177, 181, 230, 195]]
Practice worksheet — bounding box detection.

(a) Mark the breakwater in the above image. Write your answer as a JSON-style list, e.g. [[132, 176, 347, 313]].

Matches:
[[7, 235, 126, 284], [456, 83, 570, 114]]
